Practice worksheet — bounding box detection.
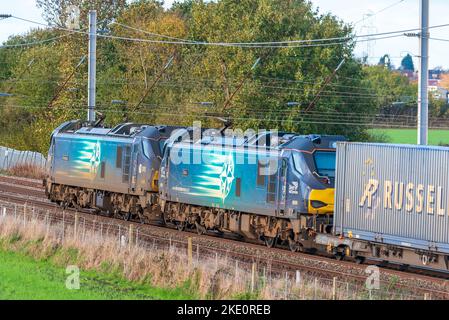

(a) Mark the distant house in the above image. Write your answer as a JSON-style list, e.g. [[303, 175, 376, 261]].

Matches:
[[428, 79, 439, 92], [429, 68, 444, 80]]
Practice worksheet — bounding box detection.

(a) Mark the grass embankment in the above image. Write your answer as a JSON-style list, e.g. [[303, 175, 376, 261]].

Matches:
[[0, 213, 254, 300], [369, 128, 449, 145], [0, 248, 193, 300], [0, 205, 426, 300]]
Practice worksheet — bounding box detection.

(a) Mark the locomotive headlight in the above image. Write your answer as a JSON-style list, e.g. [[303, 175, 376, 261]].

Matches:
[[308, 189, 334, 214], [311, 200, 327, 209]]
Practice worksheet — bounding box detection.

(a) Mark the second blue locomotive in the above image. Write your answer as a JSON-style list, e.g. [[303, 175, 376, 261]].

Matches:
[[159, 130, 345, 251]]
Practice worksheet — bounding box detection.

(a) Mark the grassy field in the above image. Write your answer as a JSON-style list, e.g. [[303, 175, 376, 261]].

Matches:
[[0, 249, 194, 300], [369, 128, 449, 145]]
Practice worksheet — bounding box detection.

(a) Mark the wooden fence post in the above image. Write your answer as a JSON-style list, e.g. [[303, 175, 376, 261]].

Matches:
[[46, 210, 50, 235], [295, 270, 301, 287], [23, 203, 27, 226], [62, 210, 65, 240], [215, 252, 219, 270], [251, 262, 256, 293], [187, 237, 193, 267], [332, 277, 337, 300], [74, 213, 79, 239], [83, 217, 86, 241], [128, 224, 134, 250]]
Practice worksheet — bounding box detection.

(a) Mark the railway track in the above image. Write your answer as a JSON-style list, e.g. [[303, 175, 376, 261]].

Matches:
[[0, 175, 448, 299]]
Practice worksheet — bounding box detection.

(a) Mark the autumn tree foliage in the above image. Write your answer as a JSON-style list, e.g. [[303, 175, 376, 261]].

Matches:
[[0, 0, 417, 153]]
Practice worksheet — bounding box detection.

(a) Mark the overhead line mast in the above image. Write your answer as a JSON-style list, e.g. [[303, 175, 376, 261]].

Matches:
[[87, 10, 97, 124], [418, 0, 429, 145]]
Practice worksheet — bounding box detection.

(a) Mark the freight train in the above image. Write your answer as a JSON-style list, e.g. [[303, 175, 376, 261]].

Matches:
[[44, 120, 449, 273]]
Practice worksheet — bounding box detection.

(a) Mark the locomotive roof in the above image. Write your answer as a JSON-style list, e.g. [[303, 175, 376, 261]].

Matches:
[[53, 120, 183, 140], [172, 130, 346, 151], [281, 134, 347, 151]]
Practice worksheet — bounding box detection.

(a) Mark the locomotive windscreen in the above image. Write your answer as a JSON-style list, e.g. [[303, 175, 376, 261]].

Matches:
[[313, 151, 336, 178]]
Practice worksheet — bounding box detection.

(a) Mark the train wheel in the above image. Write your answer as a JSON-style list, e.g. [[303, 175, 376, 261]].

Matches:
[[124, 212, 132, 221], [136, 209, 145, 224], [264, 236, 277, 248], [355, 256, 365, 264], [288, 237, 299, 252], [177, 221, 186, 231], [195, 222, 206, 235], [335, 252, 345, 261]]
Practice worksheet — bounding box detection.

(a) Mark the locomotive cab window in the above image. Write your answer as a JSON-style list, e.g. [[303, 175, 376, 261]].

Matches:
[[292, 153, 304, 175], [313, 151, 336, 178], [142, 140, 152, 159]]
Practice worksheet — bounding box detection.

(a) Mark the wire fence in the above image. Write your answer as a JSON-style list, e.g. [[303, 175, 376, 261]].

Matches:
[[0, 200, 441, 300], [0, 146, 46, 171]]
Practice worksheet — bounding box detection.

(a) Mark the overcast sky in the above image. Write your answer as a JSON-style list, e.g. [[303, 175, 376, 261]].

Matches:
[[0, 0, 448, 69]]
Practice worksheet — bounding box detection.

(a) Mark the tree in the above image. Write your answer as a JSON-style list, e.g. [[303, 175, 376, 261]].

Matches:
[[1, 0, 393, 152], [36, 0, 126, 29], [362, 65, 417, 117], [400, 54, 414, 72]]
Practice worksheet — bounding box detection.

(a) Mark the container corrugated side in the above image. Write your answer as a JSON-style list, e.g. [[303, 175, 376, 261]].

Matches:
[[334, 142, 449, 254]]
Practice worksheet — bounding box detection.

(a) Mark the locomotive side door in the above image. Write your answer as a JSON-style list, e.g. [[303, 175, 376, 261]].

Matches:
[[122, 143, 133, 192], [277, 158, 288, 216], [130, 138, 139, 193]]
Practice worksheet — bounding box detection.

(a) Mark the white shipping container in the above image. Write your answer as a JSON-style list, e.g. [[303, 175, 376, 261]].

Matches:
[[334, 142, 449, 254]]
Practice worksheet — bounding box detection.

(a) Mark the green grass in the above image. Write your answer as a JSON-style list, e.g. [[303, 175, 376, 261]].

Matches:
[[369, 128, 449, 146], [0, 249, 195, 300]]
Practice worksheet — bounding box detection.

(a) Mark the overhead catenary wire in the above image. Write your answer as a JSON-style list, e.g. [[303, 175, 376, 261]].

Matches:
[[0, 34, 74, 48], [111, 21, 199, 43], [0, 72, 413, 99], [429, 37, 449, 42], [0, 104, 427, 132], [0, 14, 428, 131], [7, 15, 449, 48], [0, 103, 445, 129], [0, 103, 429, 122], [0, 17, 109, 49]]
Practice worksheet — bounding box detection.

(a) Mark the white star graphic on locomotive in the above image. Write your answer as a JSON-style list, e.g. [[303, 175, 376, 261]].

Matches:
[[89, 141, 101, 177], [219, 153, 235, 201]]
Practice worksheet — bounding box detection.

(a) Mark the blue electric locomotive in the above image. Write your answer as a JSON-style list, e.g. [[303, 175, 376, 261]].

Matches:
[[159, 131, 346, 251], [44, 120, 182, 221]]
